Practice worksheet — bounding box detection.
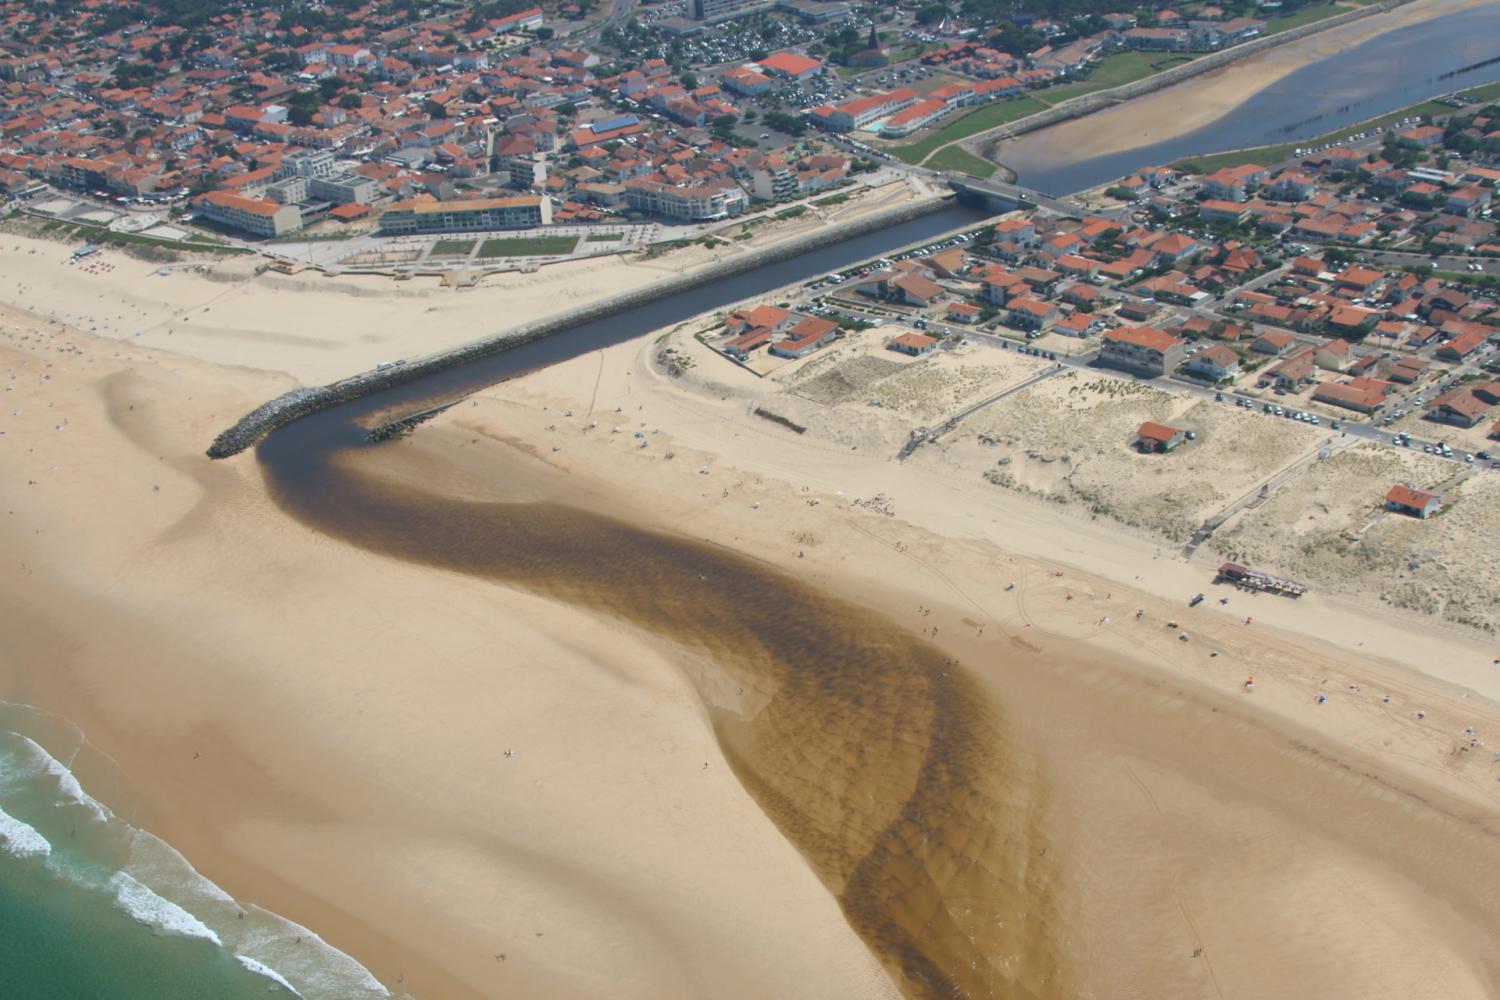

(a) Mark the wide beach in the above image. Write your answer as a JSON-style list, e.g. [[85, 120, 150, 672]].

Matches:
[[3, 230, 1500, 997]]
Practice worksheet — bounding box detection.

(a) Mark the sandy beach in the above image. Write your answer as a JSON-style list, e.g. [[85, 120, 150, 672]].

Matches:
[[0, 179, 920, 387], [989, 0, 1492, 165], [3, 231, 1500, 998]]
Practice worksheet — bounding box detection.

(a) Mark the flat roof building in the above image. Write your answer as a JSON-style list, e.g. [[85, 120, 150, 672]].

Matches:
[[378, 195, 551, 235]]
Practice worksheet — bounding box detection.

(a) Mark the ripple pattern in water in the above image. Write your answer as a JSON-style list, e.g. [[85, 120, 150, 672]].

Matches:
[[256, 430, 1068, 1000]]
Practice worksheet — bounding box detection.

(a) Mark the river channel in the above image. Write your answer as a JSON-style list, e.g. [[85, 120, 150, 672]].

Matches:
[[999, 1, 1500, 195], [251, 198, 1075, 1000]]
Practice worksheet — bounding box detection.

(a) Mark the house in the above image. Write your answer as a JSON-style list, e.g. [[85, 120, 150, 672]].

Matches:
[[1389, 356, 1428, 384], [1258, 354, 1315, 391], [722, 327, 774, 359], [889, 332, 937, 356], [1396, 125, 1443, 147], [1436, 331, 1488, 362], [1333, 266, 1384, 294], [1151, 232, 1200, 263], [770, 316, 838, 358], [1384, 484, 1442, 518], [1426, 390, 1490, 427], [946, 302, 982, 324], [725, 304, 791, 334], [1185, 344, 1241, 381], [1007, 297, 1058, 331], [1136, 421, 1187, 452], [1314, 338, 1354, 372], [1116, 299, 1162, 323], [1198, 199, 1250, 225], [1250, 330, 1296, 355], [1053, 312, 1101, 338], [890, 272, 947, 308], [1099, 326, 1187, 378], [1201, 163, 1264, 201], [1312, 376, 1391, 413]]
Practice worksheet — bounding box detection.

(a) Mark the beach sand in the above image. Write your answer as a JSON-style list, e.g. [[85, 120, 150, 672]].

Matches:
[[988, 0, 1492, 165], [0, 179, 918, 386], [0, 317, 903, 999], [3, 242, 1500, 997]]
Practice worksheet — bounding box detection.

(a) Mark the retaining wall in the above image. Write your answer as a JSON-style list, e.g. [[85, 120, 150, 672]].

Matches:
[[207, 194, 953, 458]]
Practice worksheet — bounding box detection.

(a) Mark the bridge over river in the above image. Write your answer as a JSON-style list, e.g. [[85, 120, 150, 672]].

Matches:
[[945, 175, 1086, 218]]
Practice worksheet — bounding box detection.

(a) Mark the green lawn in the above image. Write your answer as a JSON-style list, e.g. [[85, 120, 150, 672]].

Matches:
[[1262, 1, 1347, 34], [1040, 52, 1197, 105], [431, 239, 475, 255], [475, 235, 579, 258], [926, 145, 996, 178], [1458, 80, 1500, 104], [585, 232, 625, 242], [887, 96, 1050, 165]]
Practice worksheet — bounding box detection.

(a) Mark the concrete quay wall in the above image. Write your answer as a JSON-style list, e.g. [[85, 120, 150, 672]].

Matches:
[[207, 194, 953, 458]]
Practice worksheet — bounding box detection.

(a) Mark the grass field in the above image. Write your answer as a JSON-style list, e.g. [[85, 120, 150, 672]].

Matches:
[[585, 232, 625, 242], [431, 239, 475, 256], [887, 96, 1050, 165], [1262, 1, 1347, 35], [475, 235, 579, 258], [24, 215, 248, 254], [1040, 52, 1197, 105], [926, 145, 996, 178]]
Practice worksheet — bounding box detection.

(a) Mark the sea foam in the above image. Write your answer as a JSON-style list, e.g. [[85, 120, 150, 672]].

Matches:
[[0, 803, 50, 859], [2, 733, 111, 822], [237, 955, 303, 997], [108, 870, 223, 945], [3, 712, 402, 999]]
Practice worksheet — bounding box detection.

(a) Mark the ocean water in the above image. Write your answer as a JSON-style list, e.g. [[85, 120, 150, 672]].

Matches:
[[0, 703, 402, 1000]]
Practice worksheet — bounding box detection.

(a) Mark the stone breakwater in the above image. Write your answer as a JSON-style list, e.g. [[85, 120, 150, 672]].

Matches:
[[975, 0, 1412, 160], [206, 194, 953, 459]]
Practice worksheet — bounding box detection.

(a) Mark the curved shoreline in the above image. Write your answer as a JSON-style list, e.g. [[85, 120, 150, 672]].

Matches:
[[943, 0, 1416, 167]]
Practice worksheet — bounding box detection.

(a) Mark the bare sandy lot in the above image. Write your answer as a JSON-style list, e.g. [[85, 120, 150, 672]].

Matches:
[[1214, 440, 1500, 632]]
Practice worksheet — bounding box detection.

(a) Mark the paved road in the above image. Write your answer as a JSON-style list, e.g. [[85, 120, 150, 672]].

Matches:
[[1360, 249, 1498, 276]]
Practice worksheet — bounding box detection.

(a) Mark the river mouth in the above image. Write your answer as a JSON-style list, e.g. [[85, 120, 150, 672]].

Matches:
[[254, 421, 1068, 999]]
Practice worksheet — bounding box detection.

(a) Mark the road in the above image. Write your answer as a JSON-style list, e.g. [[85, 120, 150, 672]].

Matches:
[[1359, 249, 1498, 276]]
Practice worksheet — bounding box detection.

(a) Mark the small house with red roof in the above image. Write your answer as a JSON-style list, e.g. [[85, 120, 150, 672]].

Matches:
[[1135, 421, 1186, 453], [1385, 484, 1441, 518]]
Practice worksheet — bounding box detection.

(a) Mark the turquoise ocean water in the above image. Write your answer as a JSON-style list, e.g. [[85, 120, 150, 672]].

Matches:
[[0, 702, 401, 1000]]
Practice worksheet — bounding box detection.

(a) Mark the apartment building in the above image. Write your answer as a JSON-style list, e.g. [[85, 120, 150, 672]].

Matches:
[[378, 194, 552, 234], [691, 0, 774, 23], [1099, 325, 1187, 377], [197, 190, 303, 237], [309, 171, 379, 204], [623, 179, 747, 220], [808, 89, 916, 132]]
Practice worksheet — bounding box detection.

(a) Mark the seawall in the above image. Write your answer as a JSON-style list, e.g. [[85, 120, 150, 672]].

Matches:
[[971, 0, 1413, 159], [206, 193, 953, 458]]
